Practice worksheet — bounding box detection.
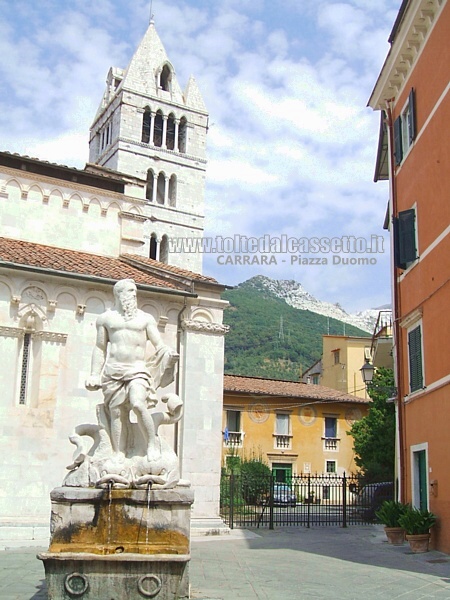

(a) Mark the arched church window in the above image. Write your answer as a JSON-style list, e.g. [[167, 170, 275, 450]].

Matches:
[[160, 64, 172, 92], [179, 117, 187, 153], [156, 172, 165, 204], [169, 175, 177, 207], [146, 169, 155, 201], [166, 113, 176, 150], [149, 234, 158, 260], [153, 110, 163, 147], [160, 235, 169, 264], [142, 107, 151, 144]]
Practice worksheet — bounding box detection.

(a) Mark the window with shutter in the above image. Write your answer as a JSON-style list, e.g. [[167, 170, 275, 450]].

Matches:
[[394, 208, 417, 269], [394, 88, 416, 166], [394, 116, 403, 165], [408, 325, 423, 392]]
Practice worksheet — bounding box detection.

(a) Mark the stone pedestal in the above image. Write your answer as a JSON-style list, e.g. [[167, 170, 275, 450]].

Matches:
[[38, 486, 193, 600]]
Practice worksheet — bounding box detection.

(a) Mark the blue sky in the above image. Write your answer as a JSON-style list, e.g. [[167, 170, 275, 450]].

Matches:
[[0, 0, 400, 313]]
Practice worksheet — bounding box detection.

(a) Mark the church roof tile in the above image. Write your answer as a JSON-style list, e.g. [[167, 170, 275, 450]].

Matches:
[[0, 237, 201, 293]]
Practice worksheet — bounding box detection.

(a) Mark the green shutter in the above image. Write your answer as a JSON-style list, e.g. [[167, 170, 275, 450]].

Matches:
[[394, 116, 403, 165], [394, 209, 417, 269], [408, 88, 416, 144], [399, 209, 417, 265], [408, 325, 423, 392]]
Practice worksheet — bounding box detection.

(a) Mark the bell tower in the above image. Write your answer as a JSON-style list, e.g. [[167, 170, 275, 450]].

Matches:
[[89, 20, 208, 273]]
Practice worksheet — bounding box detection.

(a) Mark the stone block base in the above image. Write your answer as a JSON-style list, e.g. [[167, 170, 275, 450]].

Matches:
[[38, 552, 189, 600]]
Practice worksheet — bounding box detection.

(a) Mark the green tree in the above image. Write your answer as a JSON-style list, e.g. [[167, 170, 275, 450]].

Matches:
[[349, 367, 396, 482], [240, 456, 271, 505]]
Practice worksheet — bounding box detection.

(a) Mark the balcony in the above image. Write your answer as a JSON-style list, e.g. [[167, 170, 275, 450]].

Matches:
[[323, 438, 339, 451], [371, 309, 393, 369], [274, 434, 292, 450], [224, 431, 243, 448]]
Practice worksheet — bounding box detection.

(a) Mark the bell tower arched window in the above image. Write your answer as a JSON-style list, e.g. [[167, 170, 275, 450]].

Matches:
[[156, 172, 165, 204], [149, 234, 158, 260], [160, 235, 169, 264], [179, 117, 187, 153], [160, 64, 172, 92], [142, 107, 151, 143], [153, 110, 163, 147], [169, 175, 177, 207], [146, 169, 155, 201], [167, 113, 176, 150]]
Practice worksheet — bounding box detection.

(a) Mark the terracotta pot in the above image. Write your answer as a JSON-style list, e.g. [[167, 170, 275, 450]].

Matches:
[[406, 533, 431, 553], [384, 526, 405, 545]]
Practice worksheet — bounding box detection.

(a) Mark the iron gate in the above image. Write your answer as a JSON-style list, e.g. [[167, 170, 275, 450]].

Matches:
[[220, 473, 375, 528]]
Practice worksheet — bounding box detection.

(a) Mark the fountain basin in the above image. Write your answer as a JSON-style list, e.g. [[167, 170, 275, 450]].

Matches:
[[38, 486, 193, 599], [38, 552, 190, 599]]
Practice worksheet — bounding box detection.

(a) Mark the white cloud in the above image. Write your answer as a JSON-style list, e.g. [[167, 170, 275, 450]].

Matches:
[[0, 0, 401, 311]]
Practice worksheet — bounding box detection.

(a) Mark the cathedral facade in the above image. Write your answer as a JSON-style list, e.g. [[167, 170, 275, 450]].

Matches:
[[0, 21, 227, 542]]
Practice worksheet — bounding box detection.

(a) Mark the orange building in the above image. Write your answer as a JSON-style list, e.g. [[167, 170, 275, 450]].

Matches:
[[369, 0, 450, 552], [222, 374, 369, 480]]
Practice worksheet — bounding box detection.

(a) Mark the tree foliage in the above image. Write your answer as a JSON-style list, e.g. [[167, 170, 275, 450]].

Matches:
[[349, 367, 396, 482]]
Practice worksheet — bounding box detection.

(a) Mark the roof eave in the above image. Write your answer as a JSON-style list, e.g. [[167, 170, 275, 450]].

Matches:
[[0, 260, 197, 297]]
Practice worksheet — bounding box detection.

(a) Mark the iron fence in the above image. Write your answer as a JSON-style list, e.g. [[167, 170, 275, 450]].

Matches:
[[220, 473, 378, 529]]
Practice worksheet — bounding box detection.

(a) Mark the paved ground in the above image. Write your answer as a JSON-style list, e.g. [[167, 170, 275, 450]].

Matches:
[[1, 525, 450, 599]]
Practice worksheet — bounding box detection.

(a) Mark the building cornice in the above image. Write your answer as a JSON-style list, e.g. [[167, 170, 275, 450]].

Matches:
[[369, 0, 446, 109]]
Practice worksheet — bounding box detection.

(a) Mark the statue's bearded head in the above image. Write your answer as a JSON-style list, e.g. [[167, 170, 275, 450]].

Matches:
[[113, 279, 137, 320]]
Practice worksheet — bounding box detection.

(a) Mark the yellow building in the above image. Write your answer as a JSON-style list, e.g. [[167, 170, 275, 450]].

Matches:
[[321, 335, 372, 399], [223, 374, 369, 481]]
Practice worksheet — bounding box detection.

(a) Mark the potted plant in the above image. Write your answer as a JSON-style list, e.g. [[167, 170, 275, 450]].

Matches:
[[375, 500, 408, 545], [398, 506, 437, 553]]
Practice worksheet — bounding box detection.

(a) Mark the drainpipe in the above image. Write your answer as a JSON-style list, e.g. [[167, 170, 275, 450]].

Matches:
[[385, 101, 406, 502]]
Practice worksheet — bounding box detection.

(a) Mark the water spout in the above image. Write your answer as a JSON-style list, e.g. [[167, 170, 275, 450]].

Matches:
[[145, 481, 153, 548]]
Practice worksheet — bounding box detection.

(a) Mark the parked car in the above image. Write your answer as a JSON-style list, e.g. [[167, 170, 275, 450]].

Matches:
[[355, 482, 394, 521], [273, 483, 297, 507]]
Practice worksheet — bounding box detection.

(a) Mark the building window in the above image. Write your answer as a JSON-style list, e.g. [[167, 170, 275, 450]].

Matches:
[[275, 413, 291, 449], [312, 375, 319, 385], [224, 410, 242, 447], [324, 417, 338, 450], [408, 324, 423, 393], [394, 208, 417, 270], [394, 88, 416, 166], [333, 350, 340, 365], [326, 460, 336, 474]]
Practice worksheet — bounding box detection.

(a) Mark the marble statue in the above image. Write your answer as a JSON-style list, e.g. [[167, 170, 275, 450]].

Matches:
[[64, 279, 186, 489]]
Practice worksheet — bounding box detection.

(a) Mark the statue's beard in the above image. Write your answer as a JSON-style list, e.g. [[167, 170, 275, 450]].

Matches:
[[120, 297, 137, 320]]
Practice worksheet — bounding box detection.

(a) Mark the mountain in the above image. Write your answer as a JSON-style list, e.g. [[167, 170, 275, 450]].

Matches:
[[222, 276, 376, 382], [248, 275, 383, 333]]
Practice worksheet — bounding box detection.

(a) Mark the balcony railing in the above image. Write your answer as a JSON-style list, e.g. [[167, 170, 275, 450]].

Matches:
[[274, 434, 292, 449], [323, 438, 339, 451], [224, 431, 243, 447]]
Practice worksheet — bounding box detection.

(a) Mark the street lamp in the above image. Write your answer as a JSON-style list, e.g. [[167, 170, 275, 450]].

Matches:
[[360, 359, 375, 386]]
